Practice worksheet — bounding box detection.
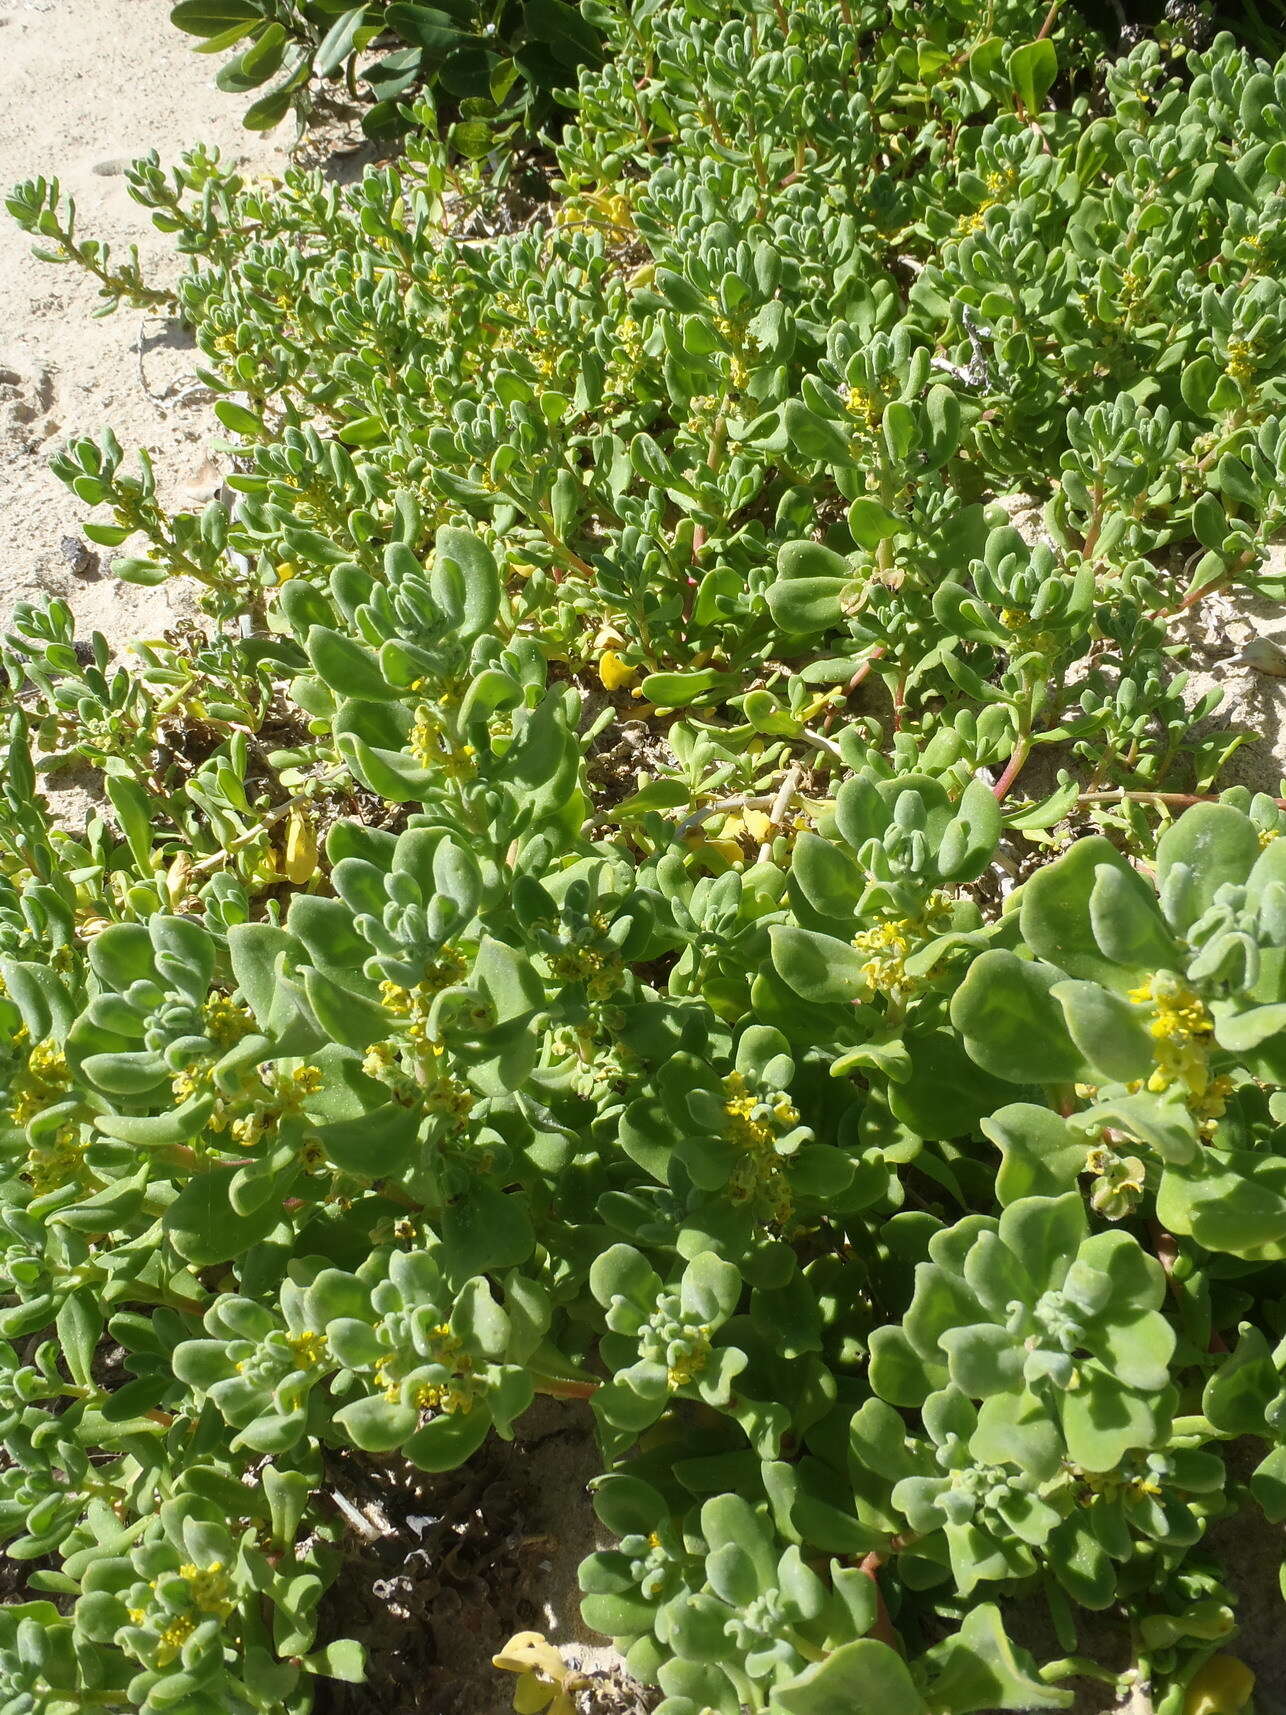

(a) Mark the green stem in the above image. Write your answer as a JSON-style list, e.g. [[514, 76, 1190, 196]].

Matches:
[[1079, 788, 1286, 812], [532, 1373, 599, 1400], [782, 1628, 825, 1663], [1039, 1657, 1122, 1687]]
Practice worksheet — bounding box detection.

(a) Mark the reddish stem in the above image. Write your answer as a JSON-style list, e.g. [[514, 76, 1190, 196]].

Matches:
[[858, 1552, 901, 1652], [822, 647, 887, 733], [991, 736, 1031, 801], [892, 673, 907, 733], [845, 647, 885, 695]]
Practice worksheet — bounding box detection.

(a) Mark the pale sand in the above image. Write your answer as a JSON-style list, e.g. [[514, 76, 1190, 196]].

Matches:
[[0, 0, 287, 645]]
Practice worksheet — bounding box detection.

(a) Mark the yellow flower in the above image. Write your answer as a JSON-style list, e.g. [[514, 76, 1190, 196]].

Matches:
[[11, 1038, 70, 1125], [719, 1071, 798, 1226], [156, 1613, 197, 1663], [278, 1064, 323, 1111], [202, 994, 255, 1049], [666, 1338, 711, 1388], [1128, 975, 1216, 1107], [178, 1561, 235, 1620], [1224, 338, 1256, 383], [285, 1329, 328, 1369], [953, 207, 988, 237], [852, 919, 912, 993]]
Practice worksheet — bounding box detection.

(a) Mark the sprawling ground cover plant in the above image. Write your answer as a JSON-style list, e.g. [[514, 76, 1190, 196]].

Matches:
[[167, 0, 605, 138], [4, 0, 1286, 1710]]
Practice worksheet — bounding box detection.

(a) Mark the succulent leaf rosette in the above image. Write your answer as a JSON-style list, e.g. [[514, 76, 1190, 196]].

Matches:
[[870, 1192, 1177, 1474]]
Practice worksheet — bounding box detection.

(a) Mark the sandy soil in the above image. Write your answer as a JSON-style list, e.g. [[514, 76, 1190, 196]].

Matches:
[[0, 0, 288, 645]]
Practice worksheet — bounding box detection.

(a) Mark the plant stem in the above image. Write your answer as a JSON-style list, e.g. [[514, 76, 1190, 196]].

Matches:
[[992, 734, 1031, 800], [1040, 1657, 1123, 1687], [857, 1552, 902, 1652], [532, 1373, 599, 1400], [1078, 788, 1286, 811]]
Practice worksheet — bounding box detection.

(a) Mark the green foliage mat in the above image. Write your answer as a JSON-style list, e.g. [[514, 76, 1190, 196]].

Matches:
[[2, 1, 1286, 1711]]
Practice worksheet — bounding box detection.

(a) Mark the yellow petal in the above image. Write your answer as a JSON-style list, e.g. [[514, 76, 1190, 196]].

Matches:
[[1184, 1656, 1255, 1715], [598, 650, 637, 693], [275, 561, 297, 583], [283, 805, 318, 885]]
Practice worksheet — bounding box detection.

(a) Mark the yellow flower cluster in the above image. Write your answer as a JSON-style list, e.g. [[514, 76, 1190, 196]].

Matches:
[[380, 954, 469, 1016], [366, 962, 473, 1095], [155, 1614, 197, 1661], [361, 1039, 401, 1082], [1084, 1142, 1146, 1221], [722, 1071, 797, 1149], [721, 1071, 799, 1227], [408, 701, 475, 778], [201, 994, 256, 1050], [852, 919, 913, 994], [413, 1377, 477, 1415], [666, 1337, 711, 1389], [949, 162, 1019, 239], [683, 393, 722, 435], [377, 1321, 476, 1414], [1076, 1463, 1162, 1506], [844, 381, 881, 427], [604, 314, 648, 406], [284, 1329, 329, 1370], [279, 1065, 323, 1110], [24, 1123, 86, 1196], [423, 1076, 475, 1126], [547, 943, 623, 1001], [11, 1038, 70, 1127], [226, 1064, 322, 1149], [1128, 976, 1213, 1097], [1127, 975, 1231, 1136], [852, 894, 955, 998], [171, 1062, 220, 1116], [178, 1560, 235, 1621], [1224, 337, 1256, 383]]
